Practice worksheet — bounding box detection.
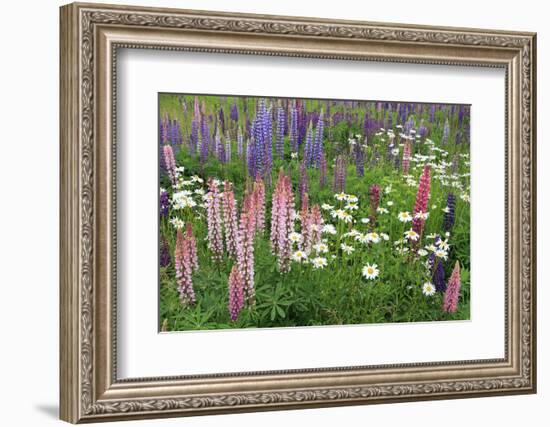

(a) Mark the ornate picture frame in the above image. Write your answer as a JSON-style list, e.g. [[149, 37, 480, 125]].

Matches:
[[60, 2, 536, 423]]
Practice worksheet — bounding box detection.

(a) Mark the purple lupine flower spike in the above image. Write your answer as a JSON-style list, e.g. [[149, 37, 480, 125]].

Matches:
[[247, 137, 256, 178], [160, 189, 169, 218], [433, 259, 446, 292], [200, 118, 209, 164], [313, 110, 324, 168], [354, 143, 364, 177], [230, 101, 239, 122], [443, 193, 456, 232], [237, 127, 244, 158], [289, 102, 298, 153], [218, 105, 225, 133], [160, 236, 171, 268], [263, 103, 273, 182], [225, 134, 232, 163], [276, 105, 286, 159], [303, 121, 314, 167]]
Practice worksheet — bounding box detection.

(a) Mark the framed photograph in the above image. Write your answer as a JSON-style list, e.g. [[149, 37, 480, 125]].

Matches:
[[60, 2, 537, 423]]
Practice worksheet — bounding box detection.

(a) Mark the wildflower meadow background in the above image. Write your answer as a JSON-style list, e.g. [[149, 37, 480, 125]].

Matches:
[[158, 94, 471, 331]]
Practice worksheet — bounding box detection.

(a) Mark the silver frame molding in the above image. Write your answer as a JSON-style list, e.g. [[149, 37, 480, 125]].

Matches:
[[60, 2, 537, 423]]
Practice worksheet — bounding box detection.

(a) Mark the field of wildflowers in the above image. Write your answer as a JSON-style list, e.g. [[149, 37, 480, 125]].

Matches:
[[158, 94, 471, 331]]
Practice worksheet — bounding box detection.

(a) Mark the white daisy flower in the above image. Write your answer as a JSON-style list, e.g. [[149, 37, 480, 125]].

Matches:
[[377, 207, 389, 214], [311, 257, 328, 269], [291, 250, 308, 262], [442, 206, 450, 213], [321, 203, 334, 211], [340, 212, 353, 223], [418, 249, 429, 256], [290, 152, 298, 159], [331, 209, 346, 219], [334, 192, 348, 201], [437, 239, 450, 251], [404, 230, 420, 241], [434, 248, 448, 260], [355, 233, 370, 244], [360, 218, 370, 224], [362, 264, 380, 280], [398, 211, 413, 222], [366, 232, 381, 244], [422, 282, 436, 296], [172, 192, 197, 210], [344, 229, 361, 238], [169, 217, 185, 229], [313, 242, 329, 253], [340, 243, 355, 254], [322, 224, 337, 235], [347, 195, 359, 203], [386, 201, 394, 206], [345, 203, 359, 211]]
